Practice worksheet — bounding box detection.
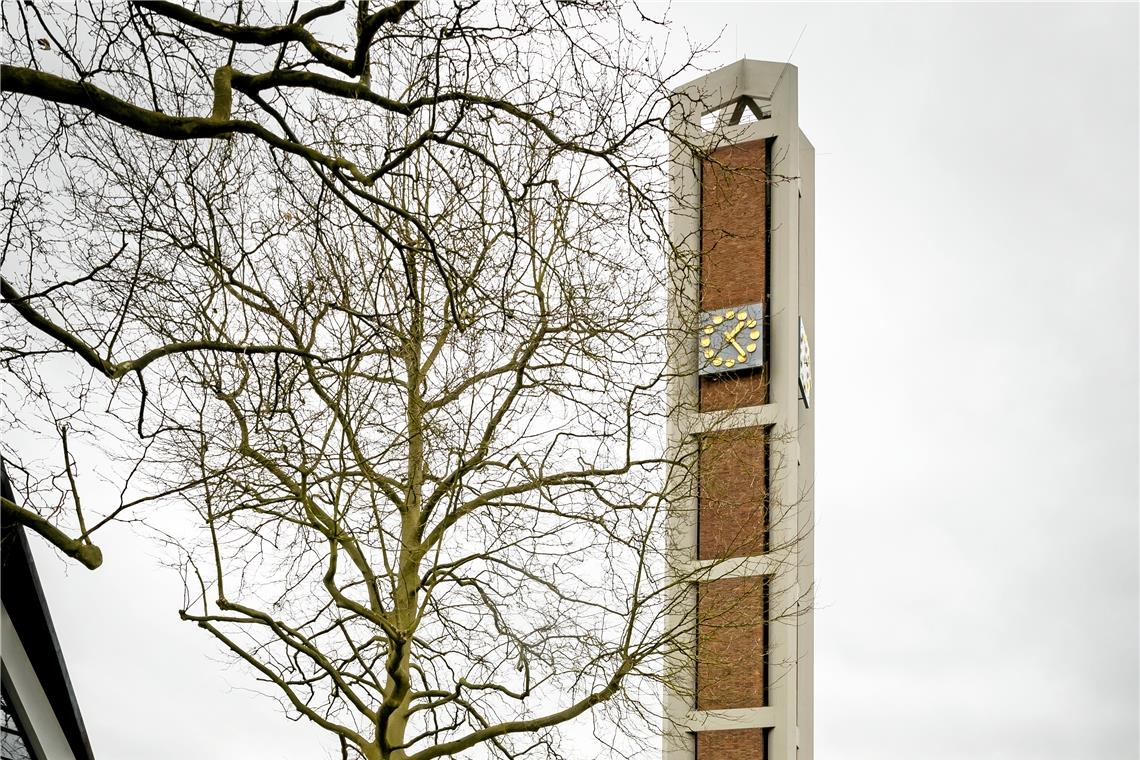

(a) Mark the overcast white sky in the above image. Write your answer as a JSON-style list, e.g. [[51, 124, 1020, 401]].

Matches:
[[28, 3, 1138, 759]]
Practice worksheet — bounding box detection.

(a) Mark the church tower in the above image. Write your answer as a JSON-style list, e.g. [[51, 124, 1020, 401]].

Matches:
[[664, 59, 815, 760]]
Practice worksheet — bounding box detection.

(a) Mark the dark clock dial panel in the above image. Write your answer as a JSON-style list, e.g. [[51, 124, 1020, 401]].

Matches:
[[698, 302, 764, 376]]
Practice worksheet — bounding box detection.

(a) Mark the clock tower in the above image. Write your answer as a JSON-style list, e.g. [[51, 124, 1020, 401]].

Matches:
[[664, 60, 814, 760]]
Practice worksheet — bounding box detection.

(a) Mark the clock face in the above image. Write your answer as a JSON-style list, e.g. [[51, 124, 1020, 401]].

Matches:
[[799, 317, 812, 408], [698, 302, 764, 376]]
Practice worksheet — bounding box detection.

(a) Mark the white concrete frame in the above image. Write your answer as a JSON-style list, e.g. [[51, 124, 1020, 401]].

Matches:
[[2, 602, 80, 760], [664, 59, 814, 760]]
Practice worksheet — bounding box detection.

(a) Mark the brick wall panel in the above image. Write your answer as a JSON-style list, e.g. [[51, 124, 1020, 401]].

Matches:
[[699, 427, 767, 559], [696, 728, 766, 760], [700, 370, 768, 412], [697, 576, 767, 710], [700, 140, 767, 310]]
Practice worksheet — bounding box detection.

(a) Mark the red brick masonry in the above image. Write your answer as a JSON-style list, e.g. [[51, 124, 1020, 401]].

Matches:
[[698, 427, 768, 560], [696, 728, 766, 760], [696, 576, 767, 711], [699, 139, 769, 412], [694, 138, 770, 760]]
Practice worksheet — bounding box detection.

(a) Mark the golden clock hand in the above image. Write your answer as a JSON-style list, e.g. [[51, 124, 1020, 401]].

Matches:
[[725, 321, 745, 341], [726, 336, 747, 361]]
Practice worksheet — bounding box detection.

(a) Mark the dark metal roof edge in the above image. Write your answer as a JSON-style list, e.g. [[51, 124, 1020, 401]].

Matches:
[[1, 462, 97, 760]]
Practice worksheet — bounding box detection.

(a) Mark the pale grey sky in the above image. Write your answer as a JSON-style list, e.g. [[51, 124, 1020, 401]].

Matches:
[[29, 3, 1139, 759]]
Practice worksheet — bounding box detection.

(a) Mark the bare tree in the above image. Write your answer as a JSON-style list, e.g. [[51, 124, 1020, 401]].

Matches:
[[0, 0, 696, 567], [157, 134, 679, 756]]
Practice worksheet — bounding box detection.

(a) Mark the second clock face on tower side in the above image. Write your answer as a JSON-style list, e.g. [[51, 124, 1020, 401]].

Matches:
[[698, 302, 764, 376]]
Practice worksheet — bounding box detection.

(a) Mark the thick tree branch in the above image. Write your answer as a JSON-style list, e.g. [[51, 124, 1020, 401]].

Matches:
[[0, 65, 372, 181], [136, 0, 356, 74], [1, 495, 103, 569]]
